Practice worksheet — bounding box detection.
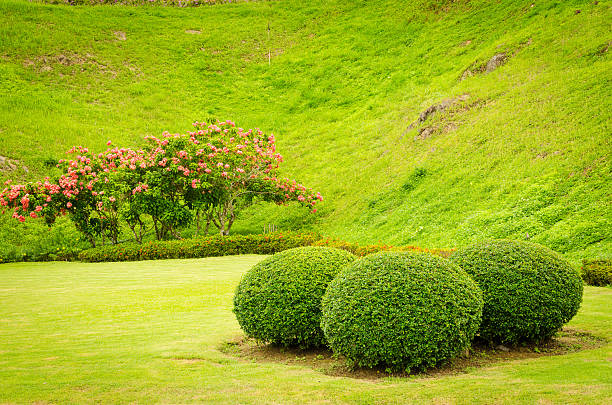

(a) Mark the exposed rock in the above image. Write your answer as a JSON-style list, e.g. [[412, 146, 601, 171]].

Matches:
[[408, 94, 470, 128], [414, 126, 437, 141], [114, 31, 127, 41], [0, 156, 28, 173], [485, 53, 508, 72], [404, 95, 491, 141], [185, 30, 201, 34], [496, 345, 510, 352]]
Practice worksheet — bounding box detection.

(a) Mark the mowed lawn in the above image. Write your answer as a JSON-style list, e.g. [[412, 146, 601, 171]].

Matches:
[[0, 257, 611, 404]]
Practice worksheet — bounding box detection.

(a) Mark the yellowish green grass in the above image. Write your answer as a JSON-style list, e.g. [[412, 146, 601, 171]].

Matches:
[[0, 256, 611, 404], [0, 0, 610, 263]]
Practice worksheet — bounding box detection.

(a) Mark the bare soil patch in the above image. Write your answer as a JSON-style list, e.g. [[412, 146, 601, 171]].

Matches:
[[219, 328, 607, 380], [114, 31, 127, 41], [404, 95, 491, 140], [0, 155, 28, 173], [22, 53, 119, 78]]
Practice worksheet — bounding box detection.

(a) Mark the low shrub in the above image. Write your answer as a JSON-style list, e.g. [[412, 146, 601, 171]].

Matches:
[[312, 237, 454, 258], [233, 246, 356, 348], [451, 239, 583, 344], [321, 252, 483, 371], [582, 259, 612, 286], [78, 232, 320, 262], [77, 232, 453, 263]]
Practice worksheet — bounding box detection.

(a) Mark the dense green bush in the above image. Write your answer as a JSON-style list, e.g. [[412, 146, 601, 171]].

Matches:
[[233, 246, 356, 348], [451, 239, 583, 344], [321, 252, 483, 371], [77, 232, 453, 263], [582, 259, 612, 286], [312, 237, 454, 258], [77, 232, 320, 262]]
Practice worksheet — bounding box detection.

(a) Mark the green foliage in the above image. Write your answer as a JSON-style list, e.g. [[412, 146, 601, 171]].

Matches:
[[321, 251, 483, 371], [451, 239, 584, 344], [581, 259, 612, 287], [233, 246, 356, 348], [77, 231, 320, 262], [401, 168, 427, 192], [312, 236, 454, 258], [37, 0, 232, 5], [0, 0, 610, 260]]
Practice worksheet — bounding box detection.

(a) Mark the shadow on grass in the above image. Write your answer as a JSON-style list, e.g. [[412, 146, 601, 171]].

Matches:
[[216, 328, 607, 380]]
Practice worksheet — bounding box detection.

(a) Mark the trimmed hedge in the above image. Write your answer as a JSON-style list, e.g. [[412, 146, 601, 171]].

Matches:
[[451, 239, 583, 344], [312, 237, 454, 258], [582, 259, 612, 286], [233, 246, 356, 348], [77, 232, 320, 262], [321, 252, 483, 371], [77, 233, 454, 262]]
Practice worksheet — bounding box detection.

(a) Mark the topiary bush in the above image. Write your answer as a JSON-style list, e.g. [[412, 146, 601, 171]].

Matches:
[[581, 259, 612, 286], [321, 252, 483, 371], [451, 239, 583, 345], [233, 246, 356, 348]]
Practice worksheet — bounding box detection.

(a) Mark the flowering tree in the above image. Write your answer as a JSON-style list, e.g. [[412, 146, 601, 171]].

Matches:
[[0, 120, 322, 244]]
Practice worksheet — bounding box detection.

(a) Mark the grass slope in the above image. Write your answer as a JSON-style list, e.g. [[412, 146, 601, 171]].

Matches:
[[0, 0, 610, 262], [0, 256, 611, 404]]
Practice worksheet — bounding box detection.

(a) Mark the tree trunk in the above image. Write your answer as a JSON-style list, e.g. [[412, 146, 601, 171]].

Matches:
[[195, 208, 201, 237]]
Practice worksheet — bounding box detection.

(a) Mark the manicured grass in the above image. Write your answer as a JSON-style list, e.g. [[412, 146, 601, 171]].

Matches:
[[1, 256, 611, 404], [0, 0, 610, 263]]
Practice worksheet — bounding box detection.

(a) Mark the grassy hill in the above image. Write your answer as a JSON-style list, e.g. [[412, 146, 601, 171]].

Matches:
[[0, 0, 610, 262]]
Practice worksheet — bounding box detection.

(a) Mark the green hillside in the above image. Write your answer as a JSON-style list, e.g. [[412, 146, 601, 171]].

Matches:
[[0, 0, 610, 262]]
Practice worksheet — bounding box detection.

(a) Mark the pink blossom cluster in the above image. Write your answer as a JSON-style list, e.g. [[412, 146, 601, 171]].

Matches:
[[0, 120, 322, 225]]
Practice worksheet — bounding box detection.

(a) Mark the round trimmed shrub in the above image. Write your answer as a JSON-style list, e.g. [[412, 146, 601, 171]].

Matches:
[[233, 246, 356, 348], [451, 239, 583, 344], [321, 252, 483, 371]]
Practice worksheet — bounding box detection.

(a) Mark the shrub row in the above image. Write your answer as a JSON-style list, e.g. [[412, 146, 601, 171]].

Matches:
[[77, 232, 320, 262], [581, 259, 612, 286], [233, 240, 584, 372], [77, 233, 454, 262], [311, 237, 454, 258]]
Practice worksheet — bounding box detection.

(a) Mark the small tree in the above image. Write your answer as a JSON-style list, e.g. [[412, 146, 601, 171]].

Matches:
[[0, 120, 322, 244]]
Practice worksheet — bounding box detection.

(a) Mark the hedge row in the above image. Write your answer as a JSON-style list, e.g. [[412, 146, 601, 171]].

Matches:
[[312, 237, 455, 258], [77, 233, 455, 262], [581, 259, 612, 286], [77, 232, 320, 262]]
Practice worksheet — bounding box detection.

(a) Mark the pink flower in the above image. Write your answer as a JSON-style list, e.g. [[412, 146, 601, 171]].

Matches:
[[66, 202, 72, 208], [205, 168, 211, 174], [107, 140, 112, 146], [35, 206, 43, 212], [109, 196, 116, 203], [30, 212, 37, 219]]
